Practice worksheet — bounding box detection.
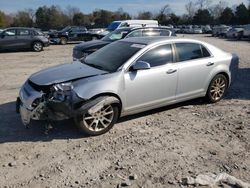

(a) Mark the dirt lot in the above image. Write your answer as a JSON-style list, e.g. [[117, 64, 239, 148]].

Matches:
[[0, 35, 249, 188]]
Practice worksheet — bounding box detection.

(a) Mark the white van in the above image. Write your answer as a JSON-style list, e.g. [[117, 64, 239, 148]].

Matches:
[[107, 20, 159, 31]]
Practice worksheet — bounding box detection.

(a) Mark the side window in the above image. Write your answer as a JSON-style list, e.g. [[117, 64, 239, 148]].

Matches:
[[126, 30, 142, 38], [138, 44, 173, 67], [175, 43, 203, 62], [17, 29, 30, 36], [159, 29, 170, 36], [201, 45, 211, 57], [70, 27, 79, 32], [5, 29, 16, 36]]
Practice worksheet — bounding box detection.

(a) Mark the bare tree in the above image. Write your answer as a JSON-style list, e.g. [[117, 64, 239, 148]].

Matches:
[[210, 1, 228, 19], [185, 1, 197, 18], [65, 5, 80, 24], [159, 4, 171, 16], [196, 0, 212, 9], [25, 8, 35, 22]]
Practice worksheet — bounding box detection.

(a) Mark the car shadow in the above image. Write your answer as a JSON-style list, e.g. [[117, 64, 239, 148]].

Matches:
[[0, 67, 249, 143]]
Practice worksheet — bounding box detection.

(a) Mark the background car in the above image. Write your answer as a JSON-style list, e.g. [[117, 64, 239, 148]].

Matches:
[[241, 24, 250, 39], [212, 25, 231, 37], [0, 27, 49, 52], [226, 27, 244, 39], [17, 37, 239, 136], [72, 26, 176, 61], [48, 26, 103, 44]]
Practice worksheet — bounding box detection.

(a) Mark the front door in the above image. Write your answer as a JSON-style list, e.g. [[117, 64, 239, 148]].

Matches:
[[0, 29, 17, 50], [124, 44, 178, 111]]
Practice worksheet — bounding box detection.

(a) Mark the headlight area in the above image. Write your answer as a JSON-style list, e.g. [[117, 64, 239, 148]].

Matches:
[[30, 82, 81, 121]]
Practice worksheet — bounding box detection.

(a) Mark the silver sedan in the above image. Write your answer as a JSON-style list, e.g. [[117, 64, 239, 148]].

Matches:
[[17, 37, 239, 135]]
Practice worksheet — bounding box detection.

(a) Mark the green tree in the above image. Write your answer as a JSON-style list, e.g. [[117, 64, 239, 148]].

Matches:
[[0, 11, 6, 28], [35, 5, 70, 30], [235, 3, 249, 24], [112, 8, 131, 21], [73, 13, 90, 26], [91, 9, 113, 27], [12, 11, 33, 27], [219, 7, 234, 24], [137, 11, 153, 20], [193, 9, 213, 24]]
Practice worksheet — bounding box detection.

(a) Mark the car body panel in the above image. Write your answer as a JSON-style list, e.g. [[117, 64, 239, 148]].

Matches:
[[29, 61, 107, 86]]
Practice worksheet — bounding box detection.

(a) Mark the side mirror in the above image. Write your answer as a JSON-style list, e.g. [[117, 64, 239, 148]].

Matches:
[[132, 61, 151, 71]]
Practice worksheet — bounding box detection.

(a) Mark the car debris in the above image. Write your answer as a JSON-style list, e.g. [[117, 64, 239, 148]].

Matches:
[[182, 173, 250, 188]]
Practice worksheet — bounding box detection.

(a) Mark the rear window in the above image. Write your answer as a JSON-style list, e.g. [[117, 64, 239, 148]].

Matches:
[[17, 29, 30, 36], [175, 43, 210, 62], [142, 29, 170, 37]]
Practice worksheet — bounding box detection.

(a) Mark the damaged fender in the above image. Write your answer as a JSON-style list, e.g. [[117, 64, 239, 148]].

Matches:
[[75, 96, 120, 116]]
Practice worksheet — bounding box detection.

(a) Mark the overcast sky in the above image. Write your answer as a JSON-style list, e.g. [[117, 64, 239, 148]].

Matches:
[[0, 0, 249, 15]]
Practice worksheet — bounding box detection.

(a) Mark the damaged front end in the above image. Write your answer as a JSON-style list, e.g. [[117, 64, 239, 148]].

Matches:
[[16, 80, 120, 128], [16, 80, 81, 127]]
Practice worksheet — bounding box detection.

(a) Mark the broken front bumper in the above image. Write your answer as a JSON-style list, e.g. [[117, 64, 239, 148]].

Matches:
[[16, 81, 44, 126]]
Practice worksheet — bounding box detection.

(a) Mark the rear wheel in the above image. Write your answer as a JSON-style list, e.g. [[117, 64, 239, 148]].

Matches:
[[32, 41, 43, 52], [74, 104, 119, 136], [206, 74, 228, 103], [60, 37, 67, 45]]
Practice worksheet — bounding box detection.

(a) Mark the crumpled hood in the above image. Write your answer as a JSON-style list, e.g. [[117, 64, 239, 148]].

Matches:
[[29, 61, 107, 86], [74, 40, 110, 51]]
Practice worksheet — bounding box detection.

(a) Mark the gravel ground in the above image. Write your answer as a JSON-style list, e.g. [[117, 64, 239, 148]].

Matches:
[[0, 35, 249, 188]]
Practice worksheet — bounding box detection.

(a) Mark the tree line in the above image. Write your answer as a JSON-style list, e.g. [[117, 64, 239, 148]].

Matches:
[[0, 0, 250, 30]]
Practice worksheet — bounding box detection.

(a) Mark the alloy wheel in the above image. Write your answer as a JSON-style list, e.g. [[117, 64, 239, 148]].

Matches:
[[210, 77, 226, 101], [34, 42, 42, 51], [83, 105, 114, 132]]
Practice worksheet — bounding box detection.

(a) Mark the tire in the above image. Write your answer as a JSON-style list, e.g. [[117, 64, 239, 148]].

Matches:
[[74, 104, 119, 136], [206, 74, 228, 103], [32, 41, 43, 52], [60, 37, 67, 45]]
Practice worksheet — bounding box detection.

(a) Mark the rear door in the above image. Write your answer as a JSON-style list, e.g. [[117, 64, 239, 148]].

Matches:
[[15, 29, 32, 48], [0, 29, 17, 50], [174, 42, 213, 99]]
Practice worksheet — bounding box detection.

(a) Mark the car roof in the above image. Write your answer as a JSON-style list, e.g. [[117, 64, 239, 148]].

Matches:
[[4, 27, 37, 30], [120, 36, 205, 45], [116, 26, 173, 32]]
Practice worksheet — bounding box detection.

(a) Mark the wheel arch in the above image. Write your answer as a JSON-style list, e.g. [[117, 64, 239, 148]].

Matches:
[[31, 40, 44, 47], [206, 71, 230, 94], [89, 92, 123, 117]]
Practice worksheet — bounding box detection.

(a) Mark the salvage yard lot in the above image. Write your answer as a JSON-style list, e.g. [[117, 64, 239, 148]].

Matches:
[[0, 35, 249, 187]]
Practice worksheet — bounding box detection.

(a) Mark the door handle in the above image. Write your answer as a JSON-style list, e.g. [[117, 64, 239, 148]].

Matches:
[[206, 62, 214, 66], [166, 69, 177, 74]]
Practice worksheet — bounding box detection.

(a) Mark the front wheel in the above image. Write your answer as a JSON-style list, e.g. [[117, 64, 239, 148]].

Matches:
[[60, 37, 67, 45], [206, 74, 228, 103], [32, 41, 43, 52], [74, 104, 119, 136]]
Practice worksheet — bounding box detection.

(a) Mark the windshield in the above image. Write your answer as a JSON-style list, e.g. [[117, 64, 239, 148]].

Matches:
[[102, 29, 129, 42], [107, 22, 121, 31], [83, 41, 145, 72], [60, 26, 71, 32]]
